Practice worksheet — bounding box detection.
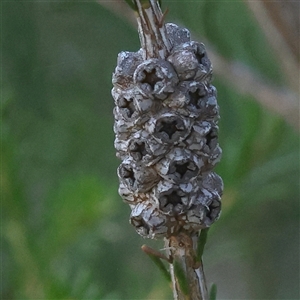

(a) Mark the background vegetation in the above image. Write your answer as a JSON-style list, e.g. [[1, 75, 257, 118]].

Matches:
[[2, 1, 299, 299]]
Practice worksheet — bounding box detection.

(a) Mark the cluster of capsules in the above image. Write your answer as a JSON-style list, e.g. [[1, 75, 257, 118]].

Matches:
[[112, 23, 223, 239]]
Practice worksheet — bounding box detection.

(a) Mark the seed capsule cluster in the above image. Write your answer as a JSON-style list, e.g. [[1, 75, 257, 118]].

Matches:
[[112, 23, 223, 239]]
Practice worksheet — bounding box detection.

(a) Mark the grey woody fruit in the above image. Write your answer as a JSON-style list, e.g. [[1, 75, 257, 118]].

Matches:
[[134, 59, 179, 100], [112, 22, 223, 239]]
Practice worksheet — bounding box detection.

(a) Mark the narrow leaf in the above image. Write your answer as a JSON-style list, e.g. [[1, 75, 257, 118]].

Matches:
[[141, 245, 171, 282], [209, 283, 217, 300], [173, 260, 189, 296], [197, 228, 209, 260]]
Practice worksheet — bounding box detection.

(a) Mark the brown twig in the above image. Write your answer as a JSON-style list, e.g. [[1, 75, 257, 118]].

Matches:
[[165, 233, 208, 300], [245, 0, 299, 92], [260, 1, 299, 60], [209, 52, 299, 130], [134, 0, 171, 59]]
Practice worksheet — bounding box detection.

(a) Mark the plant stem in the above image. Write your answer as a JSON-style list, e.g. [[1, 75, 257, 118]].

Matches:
[[165, 232, 209, 300], [130, 2, 210, 298], [133, 0, 171, 59]]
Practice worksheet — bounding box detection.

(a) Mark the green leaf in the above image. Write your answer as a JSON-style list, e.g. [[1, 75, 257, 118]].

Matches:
[[209, 283, 217, 300], [197, 228, 209, 261], [173, 260, 189, 296], [141, 245, 171, 282]]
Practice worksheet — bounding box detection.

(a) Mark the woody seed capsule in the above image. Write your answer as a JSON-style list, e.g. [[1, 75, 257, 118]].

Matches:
[[112, 21, 223, 239]]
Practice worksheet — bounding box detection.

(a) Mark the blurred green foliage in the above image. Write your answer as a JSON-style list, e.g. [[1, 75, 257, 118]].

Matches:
[[2, 1, 299, 299]]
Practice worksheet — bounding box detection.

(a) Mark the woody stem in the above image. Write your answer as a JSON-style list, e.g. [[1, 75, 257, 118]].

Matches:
[[165, 233, 208, 300], [134, 0, 171, 59]]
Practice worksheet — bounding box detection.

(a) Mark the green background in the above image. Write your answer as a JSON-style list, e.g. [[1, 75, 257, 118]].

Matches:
[[2, 1, 299, 299]]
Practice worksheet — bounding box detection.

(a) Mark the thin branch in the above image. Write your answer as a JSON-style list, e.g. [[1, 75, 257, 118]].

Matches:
[[134, 0, 171, 59], [245, 0, 299, 92], [261, 1, 299, 61], [100, 0, 299, 131], [165, 233, 208, 300], [209, 52, 299, 130]]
